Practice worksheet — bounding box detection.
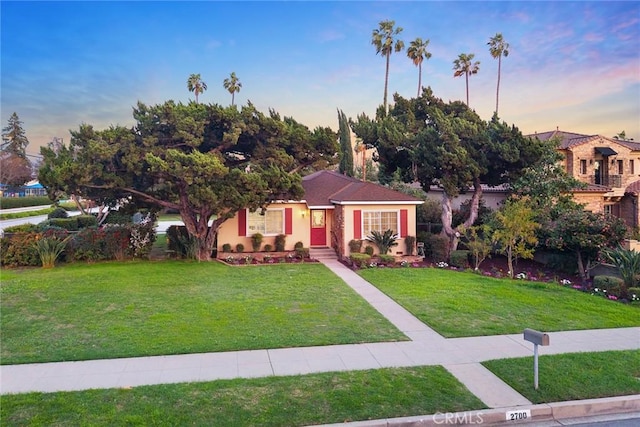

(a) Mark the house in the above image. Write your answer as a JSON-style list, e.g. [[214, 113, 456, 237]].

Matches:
[[216, 170, 424, 259], [532, 129, 640, 228]]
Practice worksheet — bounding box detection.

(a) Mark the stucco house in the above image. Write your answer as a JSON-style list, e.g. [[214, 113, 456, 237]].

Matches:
[[216, 170, 424, 259]]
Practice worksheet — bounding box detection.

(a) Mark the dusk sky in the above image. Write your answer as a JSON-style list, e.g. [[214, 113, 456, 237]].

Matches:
[[2, 1, 639, 157]]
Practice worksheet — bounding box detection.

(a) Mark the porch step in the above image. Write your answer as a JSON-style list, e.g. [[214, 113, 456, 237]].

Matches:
[[309, 247, 338, 260]]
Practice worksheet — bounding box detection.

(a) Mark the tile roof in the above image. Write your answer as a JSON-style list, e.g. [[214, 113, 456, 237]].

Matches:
[[528, 130, 640, 151], [301, 170, 422, 207]]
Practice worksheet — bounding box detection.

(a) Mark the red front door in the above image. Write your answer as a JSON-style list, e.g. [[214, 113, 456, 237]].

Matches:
[[310, 210, 326, 246]]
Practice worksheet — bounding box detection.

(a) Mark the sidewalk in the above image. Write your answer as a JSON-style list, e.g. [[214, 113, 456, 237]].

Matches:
[[1, 257, 639, 419]]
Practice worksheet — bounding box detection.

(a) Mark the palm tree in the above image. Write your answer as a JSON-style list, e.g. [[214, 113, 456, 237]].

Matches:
[[371, 20, 404, 113], [453, 53, 480, 106], [407, 37, 432, 97], [187, 73, 207, 103], [488, 33, 510, 115], [223, 72, 242, 106]]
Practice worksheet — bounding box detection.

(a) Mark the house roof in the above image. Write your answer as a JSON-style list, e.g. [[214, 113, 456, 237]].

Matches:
[[529, 130, 640, 151], [301, 170, 423, 207]]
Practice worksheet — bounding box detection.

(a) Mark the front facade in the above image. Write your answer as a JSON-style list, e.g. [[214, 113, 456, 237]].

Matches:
[[532, 130, 640, 228], [216, 170, 423, 259]]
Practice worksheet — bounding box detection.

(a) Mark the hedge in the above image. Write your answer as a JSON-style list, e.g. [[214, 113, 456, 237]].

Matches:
[[0, 196, 52, 209]]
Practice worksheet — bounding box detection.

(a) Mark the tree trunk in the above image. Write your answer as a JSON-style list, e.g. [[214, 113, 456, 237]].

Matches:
[[495, 56, 502, 115], [441, 179, 483, 255], [465, 71, 470, 106], [383, 54, 390, 113], [507, 245, 514, 278], [417, 63, 422, 97], [576, 250, 588, 281]]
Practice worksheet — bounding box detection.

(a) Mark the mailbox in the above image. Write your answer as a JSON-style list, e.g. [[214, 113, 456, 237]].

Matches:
[[524, 328, 550, 346]]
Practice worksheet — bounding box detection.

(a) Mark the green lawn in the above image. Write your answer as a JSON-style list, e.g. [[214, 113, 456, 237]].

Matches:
[[359, 268, 639, 337], [0, 366, 485, 426], [483, 350, 640, 403], [0, 262, 406, 364]]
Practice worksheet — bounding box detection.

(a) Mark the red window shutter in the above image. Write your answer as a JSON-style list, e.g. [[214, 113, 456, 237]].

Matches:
[[400, 209, 408, 238], [238, 209, 246, 236], [353, 210, 362, 239], [285, 208, 292, 235]]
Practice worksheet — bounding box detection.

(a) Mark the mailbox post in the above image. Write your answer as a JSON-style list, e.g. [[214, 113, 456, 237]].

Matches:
[[523, 328, 550, 390]]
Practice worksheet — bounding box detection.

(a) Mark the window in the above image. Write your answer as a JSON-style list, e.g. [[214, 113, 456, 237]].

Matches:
[[580, 159, 587, 175], [631, 160, 635, 175], [247, 209, 284, 235], [617, 160, 623, 175], [362, 211, 398, 237]]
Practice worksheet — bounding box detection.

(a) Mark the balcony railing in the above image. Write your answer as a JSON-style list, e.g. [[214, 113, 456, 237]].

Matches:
[[590, 174, 622, 188]]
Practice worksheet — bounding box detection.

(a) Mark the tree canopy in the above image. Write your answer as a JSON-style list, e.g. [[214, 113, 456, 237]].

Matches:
[[351, 88, 543, 251], [39, 101, 338, 260]]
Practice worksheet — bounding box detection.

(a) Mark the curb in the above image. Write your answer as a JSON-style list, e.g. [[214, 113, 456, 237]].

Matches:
[[313, 394, 640, 426]]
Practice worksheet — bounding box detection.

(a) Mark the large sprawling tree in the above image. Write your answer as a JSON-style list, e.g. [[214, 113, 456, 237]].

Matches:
[[39, 101, 338, 260], [351, 89, 542, 251]]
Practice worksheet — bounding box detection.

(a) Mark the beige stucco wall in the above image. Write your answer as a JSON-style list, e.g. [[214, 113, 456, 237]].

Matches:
[[339, 203, 419, 258], [424, 190, 506, 210], [216, 202, 309, 254]]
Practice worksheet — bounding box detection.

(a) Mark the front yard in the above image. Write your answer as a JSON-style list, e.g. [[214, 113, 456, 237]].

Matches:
[[0, 261, 406, 364], [358, 267, 639, 337]]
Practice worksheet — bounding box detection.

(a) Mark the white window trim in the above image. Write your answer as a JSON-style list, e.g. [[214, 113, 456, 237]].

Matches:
[[247, 208, 285, 236], [361, 209, 400, 238]]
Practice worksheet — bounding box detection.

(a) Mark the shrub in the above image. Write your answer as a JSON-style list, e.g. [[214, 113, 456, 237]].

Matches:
[[275, 234, 286, 252], [129, 214, 156, 259], [0, 196, 51, 209], [3, 223, 39, 233], [48, 207, 68, 219], [46, 218, 79, 231], [250, 233, 263, 252], [222, 243, 232, 252], [295, 247, 310, 259], [76, 214, 98, 229], [103, 211, 132, 225], [404, 235, 416, 256], [366, 229, 398, 255], [263, 244, 273, 252], [0, 232, 41, 267], [294, 241, 304, 250], [378, 254, 395, 264], [364, 245, 374, 256], [425, 234, 449, 262], [450, 250, 470, 269], [69, 228, 106, 261], [593, 275, 624, 297], [348, 239, 363, 254], [235, 243, 245, 253], [166, 226, 191, 257], [349, 253, 371, 268]]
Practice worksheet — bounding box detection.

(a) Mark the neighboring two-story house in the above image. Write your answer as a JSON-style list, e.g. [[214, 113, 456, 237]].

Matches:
[[532, 129, 640, 228]]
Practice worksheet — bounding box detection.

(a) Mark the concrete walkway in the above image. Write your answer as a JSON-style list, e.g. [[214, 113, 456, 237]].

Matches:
[[1, 258, 639, 413]]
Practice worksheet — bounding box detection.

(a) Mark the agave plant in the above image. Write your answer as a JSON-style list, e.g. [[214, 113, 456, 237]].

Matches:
[[34, 236, 71, 268], [366, 229, 399, 255]]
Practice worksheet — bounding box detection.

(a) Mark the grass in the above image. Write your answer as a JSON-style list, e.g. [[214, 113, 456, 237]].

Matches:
[[359, 267, 639, 337], [0, 366, 485, 426], [483, 350, 640, 403], [0, 207, 54, 220], [0, 261, 406, 364]]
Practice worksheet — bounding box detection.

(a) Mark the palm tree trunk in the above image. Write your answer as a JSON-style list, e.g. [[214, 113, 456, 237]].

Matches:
[[232, 92, 235, 106], [496, 56, 502, 115], [465, 72, 470, 106], [383, 53, 390, 113], [417, 63, 422, 97]]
